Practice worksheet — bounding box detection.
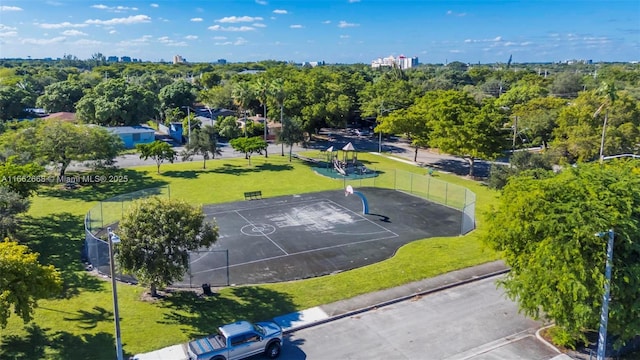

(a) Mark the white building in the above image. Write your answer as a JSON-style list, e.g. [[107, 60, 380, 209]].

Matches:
[[371, 55, 418, 70], [173, 55, 185, 64]]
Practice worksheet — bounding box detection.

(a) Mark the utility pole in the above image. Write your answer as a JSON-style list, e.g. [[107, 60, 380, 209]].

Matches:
[[595, 229, 614, 360]]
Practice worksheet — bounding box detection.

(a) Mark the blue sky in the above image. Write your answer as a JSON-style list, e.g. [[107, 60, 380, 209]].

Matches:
[[0, 0, 638, 63]]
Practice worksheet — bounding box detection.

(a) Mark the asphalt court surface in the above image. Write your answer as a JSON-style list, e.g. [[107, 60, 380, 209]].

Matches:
[[190, 187, 462, 285]]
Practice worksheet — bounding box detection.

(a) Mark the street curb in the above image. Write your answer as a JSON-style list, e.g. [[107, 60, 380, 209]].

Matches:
[[282, 267, 510, 334]]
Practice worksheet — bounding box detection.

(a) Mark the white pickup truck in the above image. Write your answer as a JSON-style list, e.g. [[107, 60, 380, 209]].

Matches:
[[130, 320, 283, 360]]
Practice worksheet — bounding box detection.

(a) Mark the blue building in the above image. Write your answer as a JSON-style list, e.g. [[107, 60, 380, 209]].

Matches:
[[158, 122, 184, 143], [107, 126, 155, 149]]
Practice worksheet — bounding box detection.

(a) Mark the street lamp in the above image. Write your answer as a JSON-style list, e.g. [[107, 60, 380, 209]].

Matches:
[[181, 106, 193, 145], [595, 229, 614, 360], [107, 227, 124, 360]]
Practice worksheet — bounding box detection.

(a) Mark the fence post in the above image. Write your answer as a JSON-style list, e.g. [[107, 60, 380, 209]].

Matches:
[[445, 183, 448, 205]]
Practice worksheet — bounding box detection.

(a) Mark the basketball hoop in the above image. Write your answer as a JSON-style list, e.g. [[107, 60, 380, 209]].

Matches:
[[345, 185, 354, 197]]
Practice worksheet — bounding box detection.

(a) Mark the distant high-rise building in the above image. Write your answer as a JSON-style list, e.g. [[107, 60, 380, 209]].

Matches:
[[120, 56, 132, 62], [107, 56, 119, 62], [217, 58, 227, 64], [371, 54, 418, 70], [173, 55, 185, 64]]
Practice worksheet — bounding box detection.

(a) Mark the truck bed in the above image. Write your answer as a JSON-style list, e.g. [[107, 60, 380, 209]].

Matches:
[[188, 334, 226, 356]]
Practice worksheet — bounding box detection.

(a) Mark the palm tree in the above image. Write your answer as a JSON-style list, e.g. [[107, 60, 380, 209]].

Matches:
[[232, 81, 252, 137], [270, 78, 286, 156], [595, 82, 617, 162], [252, 77, 270, 158]]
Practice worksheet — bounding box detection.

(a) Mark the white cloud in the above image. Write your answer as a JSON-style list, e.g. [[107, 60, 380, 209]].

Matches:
[[191, 17, 203, 22], [338, 20, 358, 28], [185, 35, 198, 40], [273, 9, 288, 14], [86, 15, 151, 25], [234, 37, 247, 45], [464, 36, 503, 43], [446, 10, 467, 16], [116, 35, 153, 47], [255, 0, 268, 4], [0, 6, 23, 11], [339, 34, 350, 38], [158, 36, 187, 46], [39, 22, 88, 29], [109, 30, 117, 34], [322, 20, 331, 24], [290, 24, 303, 29], [213, 36, 227, 40], [208, 25, 255, 32], [62, 29, 87, 36], [253, 23, 267, 28], [216, 16, 263, 23], [449, 49, 462, 53], [150, 3, 159, 7], [348, 0, 360, 3], [0, 24, 17, 31], [22, 36, 66, 45], [91, 4, 138, 12], [73, 39, 102, 46], [0, 31, 18, 37], [493, 36, 502, 41]]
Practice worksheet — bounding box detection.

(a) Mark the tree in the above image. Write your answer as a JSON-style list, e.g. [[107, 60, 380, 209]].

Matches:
[[137, 141, 176, 174], [117, 197, 218, 297], [181, 125, 222, 168], [158, 80, 197, 119], [0, 156, 44, 197], [270, 78, 286, 156], [0, 239, 62, 328], [425, 91, 505, 177], [252, 76, 270, 157], [229, 136, 268, 165], [377, 106, 430, 162], [482, 161, 640, 349], [75, 78, 158, 126], [513, 97, 567, 149], [0, 188, 30, 238], [36, 80, 84, 113], [0, 86, 34, 120], [24, 121, 123, 177], [213, 116, 242, 140], [277, 117, 304, 161]]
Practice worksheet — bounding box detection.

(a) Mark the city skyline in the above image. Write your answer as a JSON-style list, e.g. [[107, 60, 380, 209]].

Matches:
[[0, 0, 638, 64]]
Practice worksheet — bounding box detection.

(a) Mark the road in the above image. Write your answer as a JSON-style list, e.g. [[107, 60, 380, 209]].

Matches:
[[70, 128, 494, 178], [277, 276, 558, 360]]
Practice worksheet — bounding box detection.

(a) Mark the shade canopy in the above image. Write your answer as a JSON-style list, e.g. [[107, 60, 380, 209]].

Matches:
[[342, 142, 356, 151]]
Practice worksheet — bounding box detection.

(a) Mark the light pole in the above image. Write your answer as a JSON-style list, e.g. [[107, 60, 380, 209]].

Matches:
[[107, 227, 124, 360], [595, 229, 614, 360], [181, 106, 193, 145]]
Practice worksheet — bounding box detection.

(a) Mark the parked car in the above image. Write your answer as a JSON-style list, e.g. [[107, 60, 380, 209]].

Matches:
[[187, 320, 283, 360]]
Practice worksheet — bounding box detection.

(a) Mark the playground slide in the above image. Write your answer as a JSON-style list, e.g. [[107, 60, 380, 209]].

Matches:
[[334, 160, 347, 176]]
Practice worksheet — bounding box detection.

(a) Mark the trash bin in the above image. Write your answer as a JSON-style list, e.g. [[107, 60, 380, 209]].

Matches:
[[202, 283, 213, 296]]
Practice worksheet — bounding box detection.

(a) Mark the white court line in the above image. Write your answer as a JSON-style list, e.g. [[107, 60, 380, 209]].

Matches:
[[203, 198, 324, 216], [191, 232, 399, 274], [235, 211, 289, 255], [324, 199, 400, 237]]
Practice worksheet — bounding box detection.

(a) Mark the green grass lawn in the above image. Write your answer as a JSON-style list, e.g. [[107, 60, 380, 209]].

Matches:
[[0, 153, 500, 359]]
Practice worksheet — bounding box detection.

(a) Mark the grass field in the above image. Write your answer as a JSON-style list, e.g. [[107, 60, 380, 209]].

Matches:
[[0, 152, 500, 359]]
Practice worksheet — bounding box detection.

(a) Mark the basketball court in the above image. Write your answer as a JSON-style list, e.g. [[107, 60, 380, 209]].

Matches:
[[184, 187, 462, 286]]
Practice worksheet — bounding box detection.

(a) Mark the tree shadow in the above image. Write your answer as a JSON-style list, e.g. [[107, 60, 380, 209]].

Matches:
[[62, 306, 113, 330], [0, 323, 49, 360], [158, 286, 298, 339], [0, 323, 121, 360], [36, 169, 169, 202], [17, 213, 105, 298]]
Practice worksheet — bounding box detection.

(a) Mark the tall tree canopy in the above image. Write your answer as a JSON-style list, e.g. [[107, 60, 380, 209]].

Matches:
[[117, 197, 218, 297], [137, 141, 176, 174], [0, 239, 62, 328], [76, 78, 158, 126], [483, 161, 640, 349], [36, 80, 85, 113]]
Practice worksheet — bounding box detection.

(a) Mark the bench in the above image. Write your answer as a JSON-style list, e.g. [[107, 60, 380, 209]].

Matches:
[[244, 190, 262, 200]]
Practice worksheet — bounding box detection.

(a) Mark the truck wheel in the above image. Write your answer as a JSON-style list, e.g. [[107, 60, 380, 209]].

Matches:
[[265, 341, 281, 358], [210, 357, 225, 360]]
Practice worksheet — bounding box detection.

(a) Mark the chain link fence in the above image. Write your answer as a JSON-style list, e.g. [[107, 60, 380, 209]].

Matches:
[[84, 186, 171, 280], [342, 168, 476, 235]]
